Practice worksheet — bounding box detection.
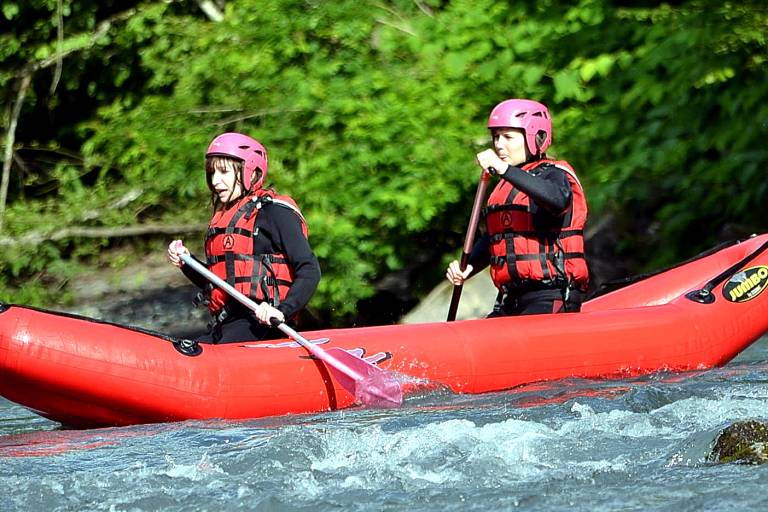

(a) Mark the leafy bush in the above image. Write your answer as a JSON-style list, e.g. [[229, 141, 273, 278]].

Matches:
[[1, 0, 766, 321]]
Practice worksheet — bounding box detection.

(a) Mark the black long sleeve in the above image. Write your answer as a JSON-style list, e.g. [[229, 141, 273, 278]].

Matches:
[[181, 253, 210, 289], [260, 203, 321, 319], [499, 163, 572, 215]]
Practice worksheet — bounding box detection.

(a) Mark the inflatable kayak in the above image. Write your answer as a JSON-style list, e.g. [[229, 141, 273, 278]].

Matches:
[[1, 234, 767, 428]]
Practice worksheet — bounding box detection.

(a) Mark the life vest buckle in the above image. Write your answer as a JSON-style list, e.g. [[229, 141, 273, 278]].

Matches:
[[192, 291, 208, 308]]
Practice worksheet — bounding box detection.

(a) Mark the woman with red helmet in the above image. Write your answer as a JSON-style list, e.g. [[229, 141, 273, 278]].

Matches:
[[446, 99, 589, 316], [167, 133, 321, 343]]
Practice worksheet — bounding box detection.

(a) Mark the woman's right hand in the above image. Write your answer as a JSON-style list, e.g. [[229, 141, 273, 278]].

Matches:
[[446, 260, 473, 286], [167, 239, 190, 268]]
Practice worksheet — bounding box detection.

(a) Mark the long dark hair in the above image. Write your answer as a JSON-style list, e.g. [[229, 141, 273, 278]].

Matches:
[[205, 156, 248, 212], [205, 156, 273, 213], [533, 130, 549, 161]]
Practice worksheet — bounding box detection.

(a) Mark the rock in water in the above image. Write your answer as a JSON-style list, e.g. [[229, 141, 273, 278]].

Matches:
[[710, 420, 768, 464], [400, 273, 496, 323]]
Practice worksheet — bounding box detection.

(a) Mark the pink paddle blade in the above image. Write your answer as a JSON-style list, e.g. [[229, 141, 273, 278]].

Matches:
[[356, 370, 404, 408], [323, 347, 403, 407]]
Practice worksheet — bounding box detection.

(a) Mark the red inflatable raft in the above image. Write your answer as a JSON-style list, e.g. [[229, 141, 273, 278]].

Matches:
[[1, 234, 767, 428]]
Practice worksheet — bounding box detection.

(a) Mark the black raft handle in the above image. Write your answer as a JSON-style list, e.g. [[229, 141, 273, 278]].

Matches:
[[686, 237, 768, 304]]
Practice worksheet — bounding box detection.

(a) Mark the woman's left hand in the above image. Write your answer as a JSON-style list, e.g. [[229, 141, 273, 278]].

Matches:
[[254, 302, 285, 325], [476, 149, 507, 175]]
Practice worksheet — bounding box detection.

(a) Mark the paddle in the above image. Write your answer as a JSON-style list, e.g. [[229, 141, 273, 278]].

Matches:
[[447, 169, 492, 321], [178, 253, 403, 407]]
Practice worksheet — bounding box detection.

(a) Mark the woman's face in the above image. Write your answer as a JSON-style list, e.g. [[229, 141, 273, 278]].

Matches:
[[209, 158, 244, 204], [491, 128, 529, 166]]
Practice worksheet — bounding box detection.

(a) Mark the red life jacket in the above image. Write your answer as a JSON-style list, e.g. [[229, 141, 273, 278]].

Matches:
[[484, 159, 589, 292], [205, 190, 308, 315]]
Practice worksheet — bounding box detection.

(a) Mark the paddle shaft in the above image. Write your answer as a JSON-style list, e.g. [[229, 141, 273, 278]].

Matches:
[[447, 170, 491, 321], [179, 254, 364, 381]]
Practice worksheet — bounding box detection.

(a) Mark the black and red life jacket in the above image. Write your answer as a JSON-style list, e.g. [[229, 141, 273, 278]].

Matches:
[[205, 189, 308, 315], [484, 159, 589, 292]]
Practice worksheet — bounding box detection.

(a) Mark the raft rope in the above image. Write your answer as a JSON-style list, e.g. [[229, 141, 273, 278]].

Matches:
[[589, 238, 744, 299], [686, 237, 768, 304]]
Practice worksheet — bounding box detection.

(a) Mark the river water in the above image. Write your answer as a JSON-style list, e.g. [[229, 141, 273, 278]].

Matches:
[[2, 334, 768, 511]]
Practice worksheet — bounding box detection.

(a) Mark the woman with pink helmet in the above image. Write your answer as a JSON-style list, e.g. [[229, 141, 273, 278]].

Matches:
[[446, 99, 590, 316], [167, 132, 320, 343]]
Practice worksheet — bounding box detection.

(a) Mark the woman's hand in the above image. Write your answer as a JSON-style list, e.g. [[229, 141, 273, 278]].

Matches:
[[254, 302, 285, 325], [476, 149, 507, 175], [446, 260, 473, 286], [167, 239, 190, 268]]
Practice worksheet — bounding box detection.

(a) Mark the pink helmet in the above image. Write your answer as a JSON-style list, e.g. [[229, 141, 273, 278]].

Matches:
[[206, 132, 269, 190], [487, 99, 552, 155]]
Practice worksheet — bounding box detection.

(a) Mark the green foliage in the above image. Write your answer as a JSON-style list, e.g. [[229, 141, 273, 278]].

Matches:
[[1, 0, 767, 320], [562, 1, 768, 267]]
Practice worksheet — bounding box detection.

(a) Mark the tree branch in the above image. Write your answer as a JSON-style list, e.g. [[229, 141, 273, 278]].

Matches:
[[198, 0, 224, 22], [0, 74, 32, 233], [2, 5, 147, 231], [213, 107, 318, 125], [0, 223, 206, 248], [50, 0, 64, 95], [413, 0, 434, 17], [28, 6, 139, 75]]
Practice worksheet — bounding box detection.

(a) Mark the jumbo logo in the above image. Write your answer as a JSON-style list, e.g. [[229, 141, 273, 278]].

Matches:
[[723, 265, 768, 303]]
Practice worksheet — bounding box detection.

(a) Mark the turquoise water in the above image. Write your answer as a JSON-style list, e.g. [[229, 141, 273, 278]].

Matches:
[[2, 335, 768, 511]]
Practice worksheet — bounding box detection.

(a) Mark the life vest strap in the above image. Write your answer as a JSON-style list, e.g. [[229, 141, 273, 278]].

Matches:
[[499, 278, 576, 294], [491, 254, 540, 265], [207, 253, 289, 265], [491, 252, 584, 266], [489, 229, 583, 243], [206, 226, 256, 238], [482, 203, 528, 215], [229, 275, 293, 287]]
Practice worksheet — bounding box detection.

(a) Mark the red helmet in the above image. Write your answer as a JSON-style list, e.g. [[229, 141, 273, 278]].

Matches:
[[487, 99, 552, 155], [206, 132, 269, 190]]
